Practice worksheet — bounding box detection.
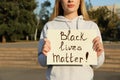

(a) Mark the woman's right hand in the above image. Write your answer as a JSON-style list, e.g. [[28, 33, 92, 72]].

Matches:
[[42, 38, 51, 56]]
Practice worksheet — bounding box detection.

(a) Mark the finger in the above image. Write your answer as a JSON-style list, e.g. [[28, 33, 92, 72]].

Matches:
[[93, 36, 101, 50], [94, 42, 102, 51], [93, 36, 100, 43], [44, 39, 51, 50], [93, 40, 99, 48], [97, 48, 104, 57], [93, 41, 100, 51], [44, 38, 47, 42], [43, 47, 50, 53], [44, 38, 51, 44], [45, 43, 51, 51], [43, 44, 51, 52], [46, 41, 51, 49], [42, 47, 50, 56], [96, 46, 102, 52], [46, 39, 51, 44], [42, 50, 47, 56], [94, 43, 104, 57]]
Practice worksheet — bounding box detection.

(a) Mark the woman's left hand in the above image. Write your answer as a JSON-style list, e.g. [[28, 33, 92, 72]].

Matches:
[[93, 36, 104, 57]]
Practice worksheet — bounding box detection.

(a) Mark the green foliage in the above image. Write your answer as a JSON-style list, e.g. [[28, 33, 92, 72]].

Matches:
[[37, 0, 51, 38], [0, 0, 37, 42], [39, 1, 51, 21], [88, 6, 120, 41], [85, 0, 93, 11]]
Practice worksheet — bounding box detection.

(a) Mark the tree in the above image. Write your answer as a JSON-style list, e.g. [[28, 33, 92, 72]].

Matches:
[[88, 6, 120, 41], [35, 0, 51, 40], [0, 0, 37, 42], [86, 0, 93, 11], [39, 0, 51, 25]]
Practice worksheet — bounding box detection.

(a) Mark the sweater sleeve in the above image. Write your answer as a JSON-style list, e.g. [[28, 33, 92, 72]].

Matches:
[[91, 23, 105, 69], [38, 24, 48, 67]]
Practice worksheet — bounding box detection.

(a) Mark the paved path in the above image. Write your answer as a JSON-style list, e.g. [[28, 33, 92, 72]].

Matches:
[[0, 68, 45, 80], [0, 68, 120, 80], [94, 71, 120, 80]]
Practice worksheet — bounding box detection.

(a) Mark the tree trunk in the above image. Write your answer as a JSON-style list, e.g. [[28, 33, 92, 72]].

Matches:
[[26, 35, 29, 41], [34, 19, 40, 41], [34, 28, 38, 41], [2, 35, 6, 43]]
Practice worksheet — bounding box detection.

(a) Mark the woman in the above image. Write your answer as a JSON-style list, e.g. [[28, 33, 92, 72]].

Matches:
[[38, 0, 105, 80]]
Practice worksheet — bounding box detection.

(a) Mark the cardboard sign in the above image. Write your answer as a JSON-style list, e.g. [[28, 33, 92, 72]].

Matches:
[[47, 30, 97, 65]]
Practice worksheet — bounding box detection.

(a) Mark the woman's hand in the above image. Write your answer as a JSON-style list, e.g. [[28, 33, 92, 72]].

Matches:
[[93, 36, 104, 57], [42, 38, 51, 56]]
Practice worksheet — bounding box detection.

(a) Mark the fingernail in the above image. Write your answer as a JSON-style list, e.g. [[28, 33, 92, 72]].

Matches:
[[44, 38, 47, 41]]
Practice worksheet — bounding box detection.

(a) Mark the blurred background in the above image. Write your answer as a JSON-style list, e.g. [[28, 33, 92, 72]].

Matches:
[[0, 0, 120, 80]]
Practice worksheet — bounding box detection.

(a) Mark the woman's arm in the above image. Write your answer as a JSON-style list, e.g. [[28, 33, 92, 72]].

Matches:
[[38, 24, 48, 67], [91, 23, 105, 69]]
